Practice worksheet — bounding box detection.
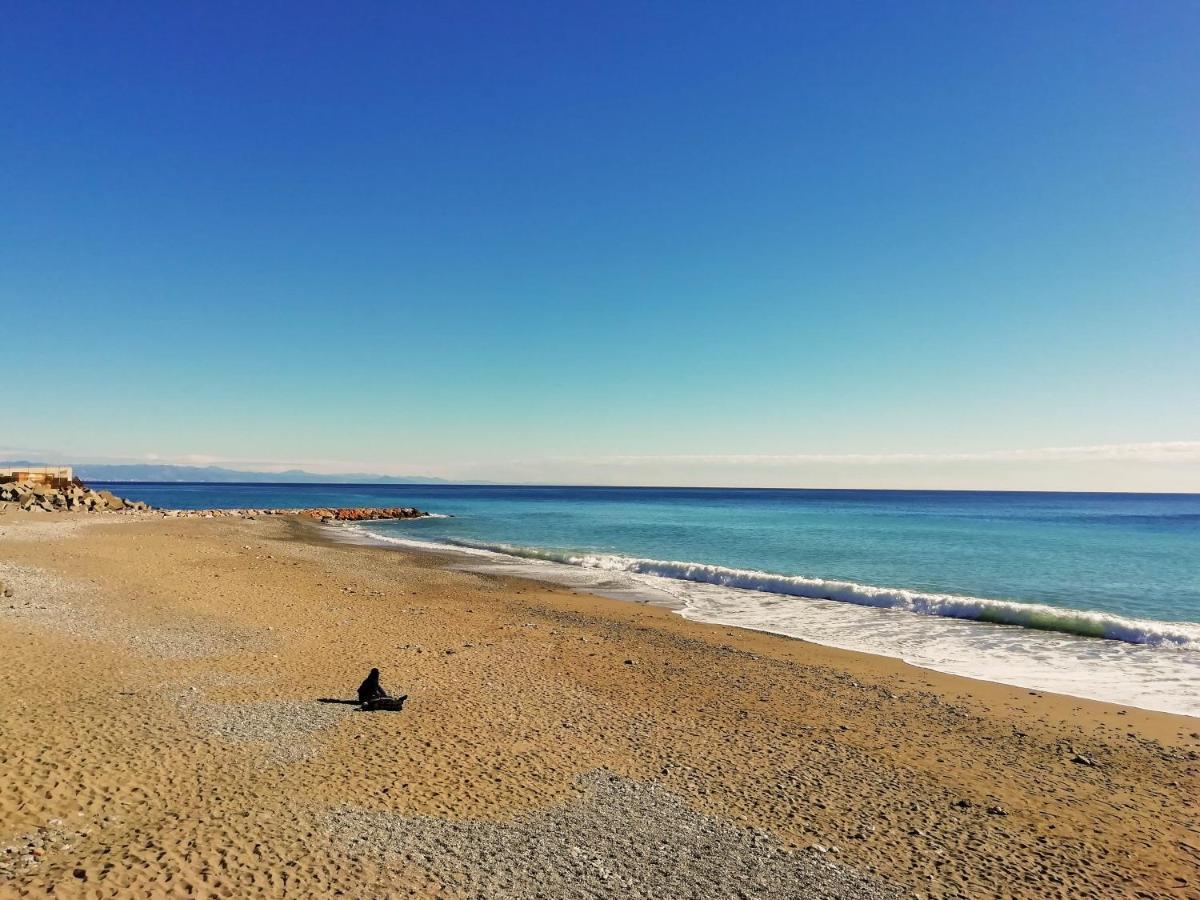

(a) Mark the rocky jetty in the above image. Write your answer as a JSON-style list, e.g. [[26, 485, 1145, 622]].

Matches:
[[0, 481, 150, 514], [0, 482, 432, 523], [305, 507, 427, 522], [160, 507, 431, 521]]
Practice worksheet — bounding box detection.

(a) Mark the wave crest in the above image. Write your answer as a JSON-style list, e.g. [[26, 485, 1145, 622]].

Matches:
[[356, 530, 1200, 650]]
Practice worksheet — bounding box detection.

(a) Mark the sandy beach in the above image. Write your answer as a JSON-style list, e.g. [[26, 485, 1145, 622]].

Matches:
[[0, 511, 1197, 898]]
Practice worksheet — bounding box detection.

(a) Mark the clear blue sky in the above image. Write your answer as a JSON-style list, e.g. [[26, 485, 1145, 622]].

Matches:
[[3, 2, 1198, 488]]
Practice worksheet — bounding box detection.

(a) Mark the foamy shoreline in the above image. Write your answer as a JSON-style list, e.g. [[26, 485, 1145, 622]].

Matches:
[[337, 520, 1200, 717]]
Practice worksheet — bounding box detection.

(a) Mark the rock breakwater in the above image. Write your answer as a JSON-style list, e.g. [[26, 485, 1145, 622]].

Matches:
[[0, 481, 150, 514], [0, 481, 433, 523], [308, 507, 428, 522], [160, 507, 431, 522]]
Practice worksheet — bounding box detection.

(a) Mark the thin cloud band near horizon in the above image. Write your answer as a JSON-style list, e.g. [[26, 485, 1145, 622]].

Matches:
[[4, 440, 1198, 476]]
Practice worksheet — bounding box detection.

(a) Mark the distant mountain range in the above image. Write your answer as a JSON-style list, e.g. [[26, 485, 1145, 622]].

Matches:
[[0, 461, 449, 484]]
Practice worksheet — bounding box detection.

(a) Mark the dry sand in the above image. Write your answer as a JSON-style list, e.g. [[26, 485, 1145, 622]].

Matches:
[[0, 512, 1197, 898]]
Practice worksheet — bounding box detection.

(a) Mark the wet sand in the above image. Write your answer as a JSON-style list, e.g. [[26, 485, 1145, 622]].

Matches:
[[0, 512, 1196, 898]]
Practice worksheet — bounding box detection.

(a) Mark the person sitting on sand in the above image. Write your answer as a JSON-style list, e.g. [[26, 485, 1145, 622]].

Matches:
[[357, 667, 388, 705]]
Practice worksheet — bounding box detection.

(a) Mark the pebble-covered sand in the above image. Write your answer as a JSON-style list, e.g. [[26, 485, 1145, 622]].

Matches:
[[0, 512, 1196, 898], [329, 770, 901, 899]]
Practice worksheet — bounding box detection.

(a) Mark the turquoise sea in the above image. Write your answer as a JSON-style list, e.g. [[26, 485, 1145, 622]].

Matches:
[[107, 484, 1200, 715]]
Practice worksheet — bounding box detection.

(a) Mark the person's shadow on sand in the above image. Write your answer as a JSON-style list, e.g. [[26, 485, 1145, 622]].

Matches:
[[317, 696, 408, 711]]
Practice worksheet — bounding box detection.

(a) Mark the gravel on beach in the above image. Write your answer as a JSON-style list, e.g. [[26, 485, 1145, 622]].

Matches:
[[181, 696, 355, 763], [328, 770, 903, 899], [0, 559, 271, 659]]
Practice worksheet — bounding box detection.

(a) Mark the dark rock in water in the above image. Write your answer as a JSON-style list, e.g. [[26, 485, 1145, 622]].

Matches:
[[362, 695, 408, 712]]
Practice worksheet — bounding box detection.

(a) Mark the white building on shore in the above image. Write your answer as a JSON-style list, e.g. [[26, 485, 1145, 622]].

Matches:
[[0, 466, 75, 484]]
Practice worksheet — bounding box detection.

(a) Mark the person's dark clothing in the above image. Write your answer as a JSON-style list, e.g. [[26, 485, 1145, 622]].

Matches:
[[357, 667, 388, 705]]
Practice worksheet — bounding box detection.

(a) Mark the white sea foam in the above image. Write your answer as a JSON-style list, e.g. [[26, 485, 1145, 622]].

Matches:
[[395, 538, 1200, 650], [340, 524, 1200, 716]]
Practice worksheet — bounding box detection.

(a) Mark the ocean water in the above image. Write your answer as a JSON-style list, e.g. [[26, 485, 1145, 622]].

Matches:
[[106, 483, 1200, 716]]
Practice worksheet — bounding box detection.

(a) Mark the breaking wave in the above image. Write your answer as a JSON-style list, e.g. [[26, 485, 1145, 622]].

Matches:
[[347, 527, 1200, 651]]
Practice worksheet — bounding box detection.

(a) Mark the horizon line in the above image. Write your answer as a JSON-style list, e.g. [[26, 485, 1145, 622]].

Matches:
[[83, 478, 1200, 497]]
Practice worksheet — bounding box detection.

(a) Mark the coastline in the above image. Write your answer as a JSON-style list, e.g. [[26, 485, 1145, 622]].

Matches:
[[334, 520, 1200, 717], [1, 512, 1196, 897]]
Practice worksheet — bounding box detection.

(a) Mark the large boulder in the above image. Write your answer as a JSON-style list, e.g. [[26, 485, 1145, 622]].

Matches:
[[0, 479, 148, 514], [96, 490, 126, 510], [4, 484, 31, 502]]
